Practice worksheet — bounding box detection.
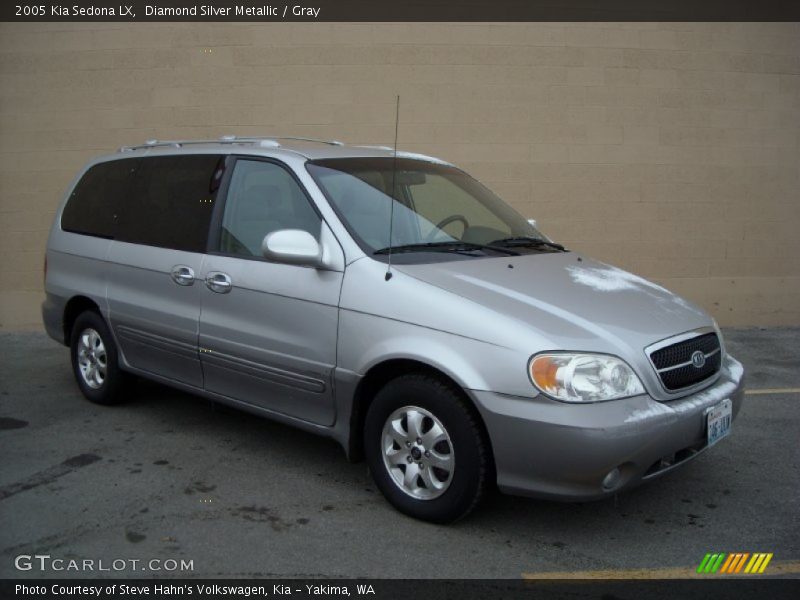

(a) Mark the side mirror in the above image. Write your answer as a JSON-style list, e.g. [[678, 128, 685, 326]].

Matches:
[[527, 218, 538, 228], [262, 229, 322, 267]]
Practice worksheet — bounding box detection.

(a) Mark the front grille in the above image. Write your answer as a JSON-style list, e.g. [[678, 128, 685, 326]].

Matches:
[[650, 332, 721, 391]]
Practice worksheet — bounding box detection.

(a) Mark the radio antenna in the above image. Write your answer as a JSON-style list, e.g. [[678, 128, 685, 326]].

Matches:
[[385, 95, 400, 282]]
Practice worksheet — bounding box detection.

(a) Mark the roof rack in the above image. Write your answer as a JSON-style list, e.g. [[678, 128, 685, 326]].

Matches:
[[219, 135, 344, 146], [118, 139, 214, 151], [119, 135, 344, 152], [354, 144, 394, 151]]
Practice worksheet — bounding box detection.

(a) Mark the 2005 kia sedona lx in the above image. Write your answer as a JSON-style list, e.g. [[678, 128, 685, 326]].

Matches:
[[43, 137, 744, 522]]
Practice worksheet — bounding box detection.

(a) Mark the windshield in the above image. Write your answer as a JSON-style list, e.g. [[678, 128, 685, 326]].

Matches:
[[306, 158, 551, 257]]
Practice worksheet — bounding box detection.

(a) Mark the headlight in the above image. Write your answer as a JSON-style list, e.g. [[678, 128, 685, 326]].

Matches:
[[529, 353, 644, 403]]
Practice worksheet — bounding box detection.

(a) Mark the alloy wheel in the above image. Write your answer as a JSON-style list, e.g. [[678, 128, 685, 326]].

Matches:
[[76, 328, 107, 390], [381, 405, 455, 500]]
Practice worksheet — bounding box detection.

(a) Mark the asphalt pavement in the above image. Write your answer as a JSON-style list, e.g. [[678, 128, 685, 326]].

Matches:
[[0, 328, 798, 578]]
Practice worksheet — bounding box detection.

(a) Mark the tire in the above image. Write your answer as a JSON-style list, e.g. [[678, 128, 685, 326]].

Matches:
[[364, 373, 491, 523], [69, 310, 131, 405]]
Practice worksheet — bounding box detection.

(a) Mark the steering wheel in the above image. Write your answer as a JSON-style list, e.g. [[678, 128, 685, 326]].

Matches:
[[424, 214, 470, 242]]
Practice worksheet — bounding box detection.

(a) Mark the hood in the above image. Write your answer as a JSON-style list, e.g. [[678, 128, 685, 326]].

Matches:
[[394, 252, 713, 357]]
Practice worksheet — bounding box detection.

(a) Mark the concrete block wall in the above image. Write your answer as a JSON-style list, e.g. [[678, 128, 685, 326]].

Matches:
[[1, 22, 798, 329]]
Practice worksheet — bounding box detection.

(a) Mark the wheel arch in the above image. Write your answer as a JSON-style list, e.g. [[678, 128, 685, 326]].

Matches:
[[63, 295, 102, 345], [347, 358, 495, 473]]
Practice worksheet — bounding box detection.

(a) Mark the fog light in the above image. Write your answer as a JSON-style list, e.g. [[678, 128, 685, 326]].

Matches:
[[602, 467, 621, 490]]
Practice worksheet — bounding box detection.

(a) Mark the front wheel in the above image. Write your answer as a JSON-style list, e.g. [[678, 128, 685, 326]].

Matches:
[[364, 374, 491, 523], [70, 311, 131, 405]]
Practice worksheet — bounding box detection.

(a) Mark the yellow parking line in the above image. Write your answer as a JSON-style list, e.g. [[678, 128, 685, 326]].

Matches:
[[522, 560, 800, 579], [745, 388, 800, 396]]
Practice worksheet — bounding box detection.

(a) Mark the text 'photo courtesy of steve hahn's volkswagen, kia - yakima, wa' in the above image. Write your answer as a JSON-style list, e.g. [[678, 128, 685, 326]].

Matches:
[[42, 136, 744, 523]]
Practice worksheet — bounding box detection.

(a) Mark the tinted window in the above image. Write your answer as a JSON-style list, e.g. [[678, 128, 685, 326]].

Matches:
[[118, 155, 224, 253], [219, 159, 321, 257], [61, 159, 136, 238]]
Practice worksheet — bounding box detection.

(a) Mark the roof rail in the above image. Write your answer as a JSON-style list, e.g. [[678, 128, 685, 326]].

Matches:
[[219, 135, 344, 146], [119, 135, 344, 152], [119, 139, 223, 152]]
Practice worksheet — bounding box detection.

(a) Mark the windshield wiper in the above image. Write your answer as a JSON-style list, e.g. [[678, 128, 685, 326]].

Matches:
[[488, 236, 566, 252], [373, 241, 519, 256]]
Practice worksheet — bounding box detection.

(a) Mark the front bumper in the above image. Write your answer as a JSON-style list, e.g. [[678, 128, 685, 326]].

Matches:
[[471, 354, 745, 500]]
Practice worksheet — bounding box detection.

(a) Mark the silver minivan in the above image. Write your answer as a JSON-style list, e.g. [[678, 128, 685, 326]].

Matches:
[[43, 137, 744, 522]]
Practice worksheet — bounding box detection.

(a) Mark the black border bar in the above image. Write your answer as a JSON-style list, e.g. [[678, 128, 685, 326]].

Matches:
[[3, 579, 800, 600], [2, 1, 800, 22]]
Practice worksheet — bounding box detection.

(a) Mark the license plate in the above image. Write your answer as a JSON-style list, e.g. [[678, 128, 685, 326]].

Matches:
[[707, 399, 732, 447]]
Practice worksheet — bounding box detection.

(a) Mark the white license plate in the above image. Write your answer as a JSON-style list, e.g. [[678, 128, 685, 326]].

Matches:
[[707, 399, 732, 447]]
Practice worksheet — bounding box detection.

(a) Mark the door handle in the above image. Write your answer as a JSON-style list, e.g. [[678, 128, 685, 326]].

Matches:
[[170, 265, 195, 286], [205, 272, 232, 294]]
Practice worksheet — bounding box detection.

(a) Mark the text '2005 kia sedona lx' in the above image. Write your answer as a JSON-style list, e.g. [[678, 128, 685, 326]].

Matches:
[[43, 137, 744, 523]]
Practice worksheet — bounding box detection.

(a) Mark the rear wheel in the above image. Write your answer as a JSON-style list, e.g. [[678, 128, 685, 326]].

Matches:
[[70, 311, 131, 405], [364, 374, 491, 523]]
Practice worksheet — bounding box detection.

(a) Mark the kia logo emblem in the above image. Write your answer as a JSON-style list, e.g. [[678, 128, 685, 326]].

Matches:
[[691, 350, 706, 369]]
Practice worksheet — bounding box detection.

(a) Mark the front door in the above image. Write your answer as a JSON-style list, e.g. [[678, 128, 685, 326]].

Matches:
[[198, 158, 343, 426]]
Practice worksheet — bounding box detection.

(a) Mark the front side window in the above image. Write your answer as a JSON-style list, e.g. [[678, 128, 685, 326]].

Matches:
[[306, 158, 551, 260], [218, 159, 321, 257]]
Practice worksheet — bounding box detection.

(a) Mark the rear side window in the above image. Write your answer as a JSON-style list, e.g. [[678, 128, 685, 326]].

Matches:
[[117, 155, 224, 253], [61, 159, 136, 239]]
